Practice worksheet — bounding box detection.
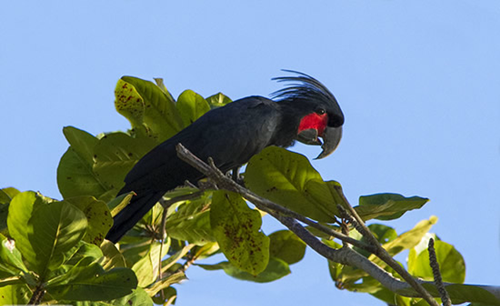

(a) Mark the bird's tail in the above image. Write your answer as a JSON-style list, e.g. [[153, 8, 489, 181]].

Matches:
[[106, 191, 165, 243]]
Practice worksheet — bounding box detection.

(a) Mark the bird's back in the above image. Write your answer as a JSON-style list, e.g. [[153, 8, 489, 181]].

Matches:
[[119, 96, 281, 196]]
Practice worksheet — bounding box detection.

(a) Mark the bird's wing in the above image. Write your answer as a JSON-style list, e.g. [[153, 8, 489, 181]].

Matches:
[[120, 96, 281, 194]]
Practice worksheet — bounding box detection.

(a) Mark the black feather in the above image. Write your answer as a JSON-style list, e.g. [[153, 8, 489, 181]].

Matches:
[[272, 70, 338, 106]]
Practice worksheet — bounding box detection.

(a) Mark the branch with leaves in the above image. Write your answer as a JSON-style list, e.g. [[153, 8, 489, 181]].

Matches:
[[176, 143, 500, 305]]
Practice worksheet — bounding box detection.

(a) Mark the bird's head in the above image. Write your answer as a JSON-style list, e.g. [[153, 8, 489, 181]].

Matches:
[[273, 70, 344, 159]]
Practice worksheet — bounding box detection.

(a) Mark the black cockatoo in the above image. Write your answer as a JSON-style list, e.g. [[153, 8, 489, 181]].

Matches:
[[106, 71, 344, 242]]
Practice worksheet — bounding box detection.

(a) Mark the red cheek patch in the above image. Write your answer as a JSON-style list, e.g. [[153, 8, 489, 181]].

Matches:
[[298, 113, 328, 136]]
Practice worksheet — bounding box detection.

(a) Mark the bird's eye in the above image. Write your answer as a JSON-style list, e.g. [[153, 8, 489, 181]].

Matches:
[[316, 108, 326, 115]]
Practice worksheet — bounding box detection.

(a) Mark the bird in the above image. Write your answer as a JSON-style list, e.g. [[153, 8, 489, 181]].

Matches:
[[106, 71, 344, 243]]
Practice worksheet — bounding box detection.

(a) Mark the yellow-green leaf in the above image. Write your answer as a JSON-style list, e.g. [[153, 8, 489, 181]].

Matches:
[[245, 147, 339, 222], [176, 89, 211, 127], [115, 77, 183, 142], [210, 191, 269, 275]]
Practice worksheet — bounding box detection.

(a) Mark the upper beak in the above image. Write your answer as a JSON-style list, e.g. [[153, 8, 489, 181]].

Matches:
[[315, 126, 342, 159], [297, 127, 342, 159]]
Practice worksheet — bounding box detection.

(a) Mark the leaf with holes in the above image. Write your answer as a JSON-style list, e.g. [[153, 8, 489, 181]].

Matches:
[[116, 77, 183, 142], [210, 191, 269, 275], [65, 196, 113, 245]]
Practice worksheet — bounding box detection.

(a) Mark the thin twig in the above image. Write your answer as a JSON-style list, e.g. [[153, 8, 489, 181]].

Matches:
[[156, 191, 202, 300], [429, 238, 451, 306]]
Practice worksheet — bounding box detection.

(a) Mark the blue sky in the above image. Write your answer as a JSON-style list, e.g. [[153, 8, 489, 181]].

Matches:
[[1, 1, 499, 305]]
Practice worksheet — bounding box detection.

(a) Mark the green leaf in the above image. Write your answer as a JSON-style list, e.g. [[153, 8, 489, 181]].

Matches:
[[245, 147, 340, 222], [368, 224, 398, 244], [397, 283, 500, 305], [30, 201, 88, 275], [408, 239, 465, 283], [111, 287, 154, 306], [47, 244, 103, 285], [63, 126, 99, 165], [115, 77, 183, 142], [192, 241, 219, 260], [356, 193, 429, 221], [324, 240, 345, 283], [144, 270, 186, 297], [0, 187, 20, 204], [198, 257, 290, 283], [46, 260, 138, 301], [355, 224, 398, 257], [152, 286, 176, 306], [57, 128, 107, 199], [344, 276, 385, 294], [206, 92, 232, 108], [269, 230, 306, 265], [210, 191, 270, 275], [92, 132, 157, 193], [125, 241, 169, 287], [380, 216, 438, 257], [135, 202, 164, 237], [64, 241, 103, 267], [367, 217, 439, 274], [153, 78, 176, 102], [107, 192, 134, 217], [0, 187, 19, 234], [0, 284, 31, 305], [66, 196, 113, 245], [439, 284, 500, 305], [161, 244, 195, 274], [176, 89, 211, 127], [0, 233, 27, 278], [100, 240, 126, 270], [371, 287, 413, 306], [7, 192, 88, 277], [165, 193, 215, 245]]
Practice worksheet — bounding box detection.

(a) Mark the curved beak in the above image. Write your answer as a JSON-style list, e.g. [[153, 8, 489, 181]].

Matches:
[[297, 126, 343, 159], [315, 126, 342, 159]]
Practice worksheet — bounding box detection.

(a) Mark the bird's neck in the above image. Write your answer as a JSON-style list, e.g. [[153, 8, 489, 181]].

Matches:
[[270, 101, 308, 148]]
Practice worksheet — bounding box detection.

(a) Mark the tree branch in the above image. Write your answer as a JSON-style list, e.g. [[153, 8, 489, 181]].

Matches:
[[175, 144, 500, 303], [28, 284, 45, 305]]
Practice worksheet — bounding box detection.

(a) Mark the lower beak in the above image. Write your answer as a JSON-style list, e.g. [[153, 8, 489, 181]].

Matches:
[[315, 126, 342, 159], [297, 129, 322, 145]]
